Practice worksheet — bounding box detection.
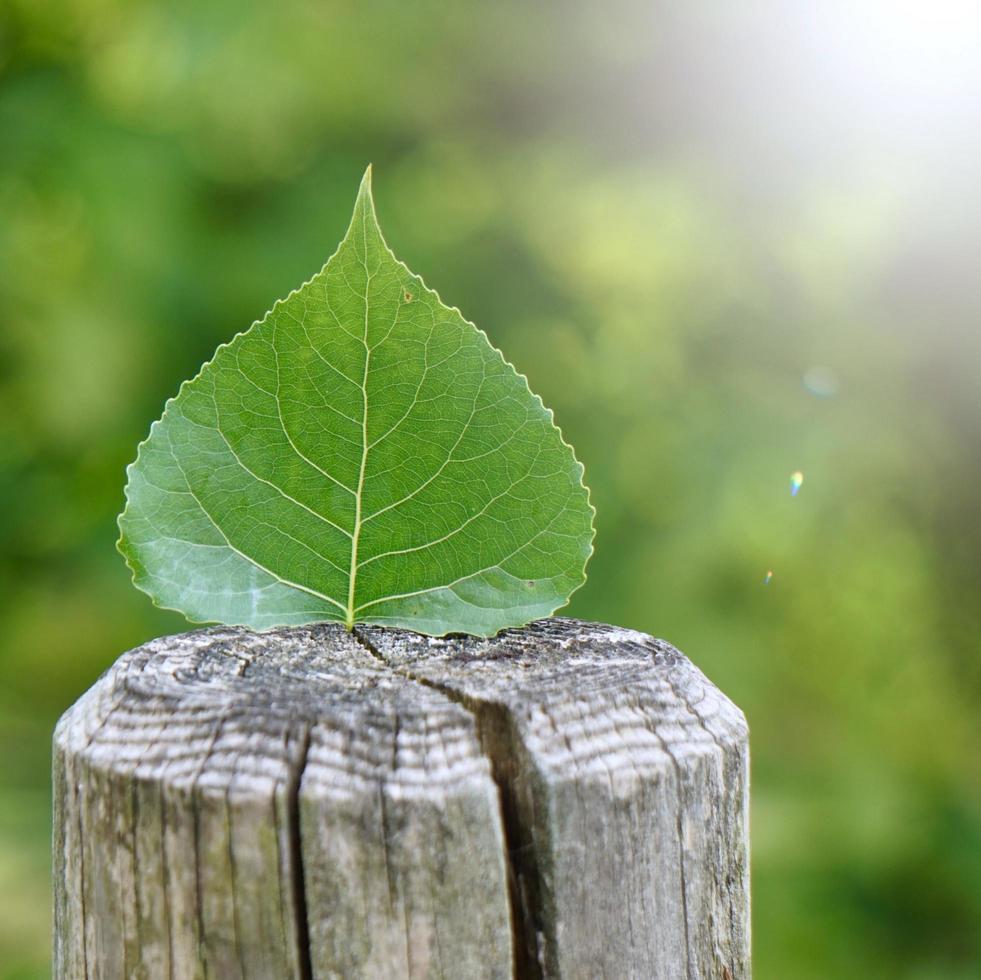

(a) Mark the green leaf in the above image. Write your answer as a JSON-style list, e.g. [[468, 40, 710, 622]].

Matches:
[[118, 168, 594, 636]]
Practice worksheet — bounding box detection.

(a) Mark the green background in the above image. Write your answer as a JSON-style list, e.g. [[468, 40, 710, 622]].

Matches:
[[1, 2, 979, 977]]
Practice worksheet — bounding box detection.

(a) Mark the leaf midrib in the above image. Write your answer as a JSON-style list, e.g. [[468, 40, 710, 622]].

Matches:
[[346, 202, 374, 628]]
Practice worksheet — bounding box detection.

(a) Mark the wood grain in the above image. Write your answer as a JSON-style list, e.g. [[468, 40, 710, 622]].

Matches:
[[54, 618, 749, 979]]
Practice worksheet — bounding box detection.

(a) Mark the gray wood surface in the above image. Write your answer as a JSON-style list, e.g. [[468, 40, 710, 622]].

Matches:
[[53, 618, 749, 979]]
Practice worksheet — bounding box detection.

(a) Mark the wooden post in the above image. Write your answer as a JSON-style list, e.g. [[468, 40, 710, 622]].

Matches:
[[53, 618, 749, 979]]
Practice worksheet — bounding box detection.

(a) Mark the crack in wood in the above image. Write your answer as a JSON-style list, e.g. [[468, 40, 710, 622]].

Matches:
[[287, 724, 314, 980], [352, 627, 544, 980]]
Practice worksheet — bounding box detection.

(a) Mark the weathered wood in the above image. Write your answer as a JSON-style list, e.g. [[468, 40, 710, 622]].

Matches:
[[53, 618, 749, 979]]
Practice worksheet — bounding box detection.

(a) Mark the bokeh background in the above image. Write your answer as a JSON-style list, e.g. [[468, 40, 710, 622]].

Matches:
[[2, 1, 980, 976]]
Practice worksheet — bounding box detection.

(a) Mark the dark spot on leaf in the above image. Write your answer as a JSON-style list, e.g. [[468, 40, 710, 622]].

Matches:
[[403, 289, 413, 302], [526, 580, 535, 588]]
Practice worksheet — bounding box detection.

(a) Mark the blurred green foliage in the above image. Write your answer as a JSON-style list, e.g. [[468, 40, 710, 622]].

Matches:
[[1, 2, 979, 977]]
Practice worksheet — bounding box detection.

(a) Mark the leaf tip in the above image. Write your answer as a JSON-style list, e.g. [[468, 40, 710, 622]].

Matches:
[[359, 163, 373, 197]]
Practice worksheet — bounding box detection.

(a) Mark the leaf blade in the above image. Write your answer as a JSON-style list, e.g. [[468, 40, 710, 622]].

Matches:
[[119, 168, 594, 636]]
